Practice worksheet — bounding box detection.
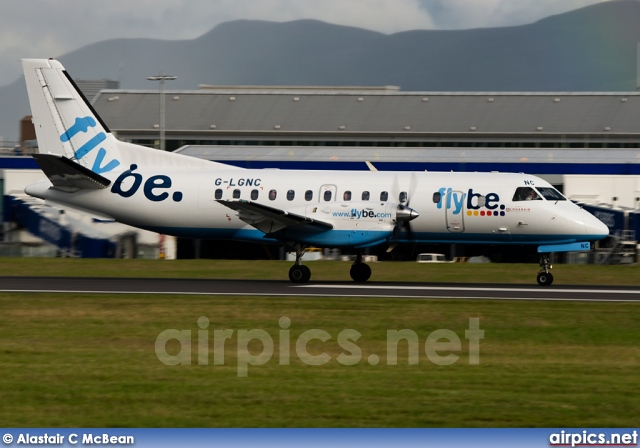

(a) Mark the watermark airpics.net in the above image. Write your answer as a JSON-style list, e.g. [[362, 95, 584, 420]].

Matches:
[[549, 430, 638, 447], [155, 317, 484, 377]]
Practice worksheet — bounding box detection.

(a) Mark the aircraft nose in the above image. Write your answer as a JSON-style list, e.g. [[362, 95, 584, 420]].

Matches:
[[583, 209, 609, 241]]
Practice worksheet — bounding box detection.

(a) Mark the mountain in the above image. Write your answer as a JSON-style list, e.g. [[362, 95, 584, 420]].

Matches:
[[2, 0, 640, 141]]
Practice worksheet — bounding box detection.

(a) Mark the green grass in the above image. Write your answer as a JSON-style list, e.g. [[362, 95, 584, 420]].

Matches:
[[0, 292, 638, 427], [0, 257, 639, 285]]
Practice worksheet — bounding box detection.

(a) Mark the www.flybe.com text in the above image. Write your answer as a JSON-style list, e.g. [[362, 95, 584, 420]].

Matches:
[[332, 209, 393, 219]]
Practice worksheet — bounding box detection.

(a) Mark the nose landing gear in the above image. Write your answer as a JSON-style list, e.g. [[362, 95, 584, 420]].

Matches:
[[537, 254, 553, 286]]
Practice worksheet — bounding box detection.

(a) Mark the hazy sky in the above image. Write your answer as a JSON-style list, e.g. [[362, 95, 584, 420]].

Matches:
[[0, 0, 611, 86]]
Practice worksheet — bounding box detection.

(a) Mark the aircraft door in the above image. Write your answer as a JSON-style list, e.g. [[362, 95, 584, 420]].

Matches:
[[445, 190, 465, 233]]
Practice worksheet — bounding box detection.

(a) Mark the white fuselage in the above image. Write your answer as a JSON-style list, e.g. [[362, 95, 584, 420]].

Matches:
[[26, 163, 609, 249]]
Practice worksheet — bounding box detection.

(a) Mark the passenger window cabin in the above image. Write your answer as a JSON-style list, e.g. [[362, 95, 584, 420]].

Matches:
[[362, 191, 370, 201], [269, 189, 277, 201], [343, 191, 352, 201], [215, 189, 223, 200], [233, 189, 241, 199], [380, 191, 389, 201], [305, 190, 313, 201], [287, 190, 295, 201], [251, 189, 259, 200]]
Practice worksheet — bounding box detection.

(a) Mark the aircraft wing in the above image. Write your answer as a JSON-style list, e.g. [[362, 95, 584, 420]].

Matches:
[[217, 199, 334, 234], [32, 153, 111, 192]]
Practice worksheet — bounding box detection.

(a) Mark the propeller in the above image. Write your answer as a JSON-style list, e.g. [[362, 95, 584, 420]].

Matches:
[[391, 172, 420, 244]]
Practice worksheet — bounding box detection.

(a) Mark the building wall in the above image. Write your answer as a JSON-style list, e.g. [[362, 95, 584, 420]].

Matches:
[[564, 175, 640, 209]]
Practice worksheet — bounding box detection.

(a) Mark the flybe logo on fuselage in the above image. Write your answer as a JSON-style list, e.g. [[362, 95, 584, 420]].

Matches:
[[436, 187, 506, 216], [111, 164, 183, 203], [60, 116, 120, 174]]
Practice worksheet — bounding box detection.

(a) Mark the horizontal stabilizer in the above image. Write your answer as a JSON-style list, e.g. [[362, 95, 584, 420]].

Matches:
[[32, 153, 111, 192], [218, 199, 333, 234]]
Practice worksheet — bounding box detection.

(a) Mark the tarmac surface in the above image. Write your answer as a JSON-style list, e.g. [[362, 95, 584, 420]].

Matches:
[[1, 277, 639, 302]]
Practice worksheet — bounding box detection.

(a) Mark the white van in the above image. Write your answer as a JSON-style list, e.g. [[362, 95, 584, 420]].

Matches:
[[416, 253, 450, 263]]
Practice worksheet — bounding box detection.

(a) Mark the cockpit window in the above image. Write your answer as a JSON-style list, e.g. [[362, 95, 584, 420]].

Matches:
[[537, 187, 566, 201], [513, 187, 541, 202]]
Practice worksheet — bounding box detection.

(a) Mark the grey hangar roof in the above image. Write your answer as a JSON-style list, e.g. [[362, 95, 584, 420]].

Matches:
[[175, 145, 640, 165], [92, 88, 640, 144]]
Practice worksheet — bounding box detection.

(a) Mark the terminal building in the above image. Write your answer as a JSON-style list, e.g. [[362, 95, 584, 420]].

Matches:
[[3, 85, 640, 261], [92, 86, 640, 182]]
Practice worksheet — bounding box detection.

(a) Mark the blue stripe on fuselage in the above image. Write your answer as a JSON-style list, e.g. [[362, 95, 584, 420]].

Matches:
[[138, 226, 593, 247]]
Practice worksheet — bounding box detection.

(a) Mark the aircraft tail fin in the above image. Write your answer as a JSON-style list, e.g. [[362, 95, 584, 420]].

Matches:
[[22, 58, 123, 176], [23, 58, 243, 175]]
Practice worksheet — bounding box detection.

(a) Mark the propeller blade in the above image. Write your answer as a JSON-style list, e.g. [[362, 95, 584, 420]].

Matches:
[[404, 172, 419, 240], [389, 172, 419, 246], [391, 173, 401, 203], [407, 171, 418, 207]]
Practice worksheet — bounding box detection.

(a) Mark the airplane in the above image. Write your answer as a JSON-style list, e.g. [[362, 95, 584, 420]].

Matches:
[[21, 58, 609, 286]]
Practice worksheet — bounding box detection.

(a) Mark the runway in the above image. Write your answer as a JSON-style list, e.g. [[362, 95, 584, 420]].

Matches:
[[1, 277, 639, 302]]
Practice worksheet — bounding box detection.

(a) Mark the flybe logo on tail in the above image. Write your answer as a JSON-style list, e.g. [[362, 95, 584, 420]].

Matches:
[[60, 116, 120, 174], [437, 187, 506, 217], [60, 116, 96, 143]]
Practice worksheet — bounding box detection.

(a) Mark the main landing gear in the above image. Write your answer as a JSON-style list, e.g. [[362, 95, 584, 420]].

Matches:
[[289, 244, 311, 283], [350, 251, 371, 282], [537, 254, 553, 286], [288, 246, 372, 284]]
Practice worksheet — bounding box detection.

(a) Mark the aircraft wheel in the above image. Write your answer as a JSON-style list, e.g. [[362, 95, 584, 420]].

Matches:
[[536, 272, 553, 286], [350, 263, 372, 282], [289, 265, 311, 283]]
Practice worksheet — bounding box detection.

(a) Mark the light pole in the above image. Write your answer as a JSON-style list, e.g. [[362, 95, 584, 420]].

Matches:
[[147, 72, 177, 151]]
